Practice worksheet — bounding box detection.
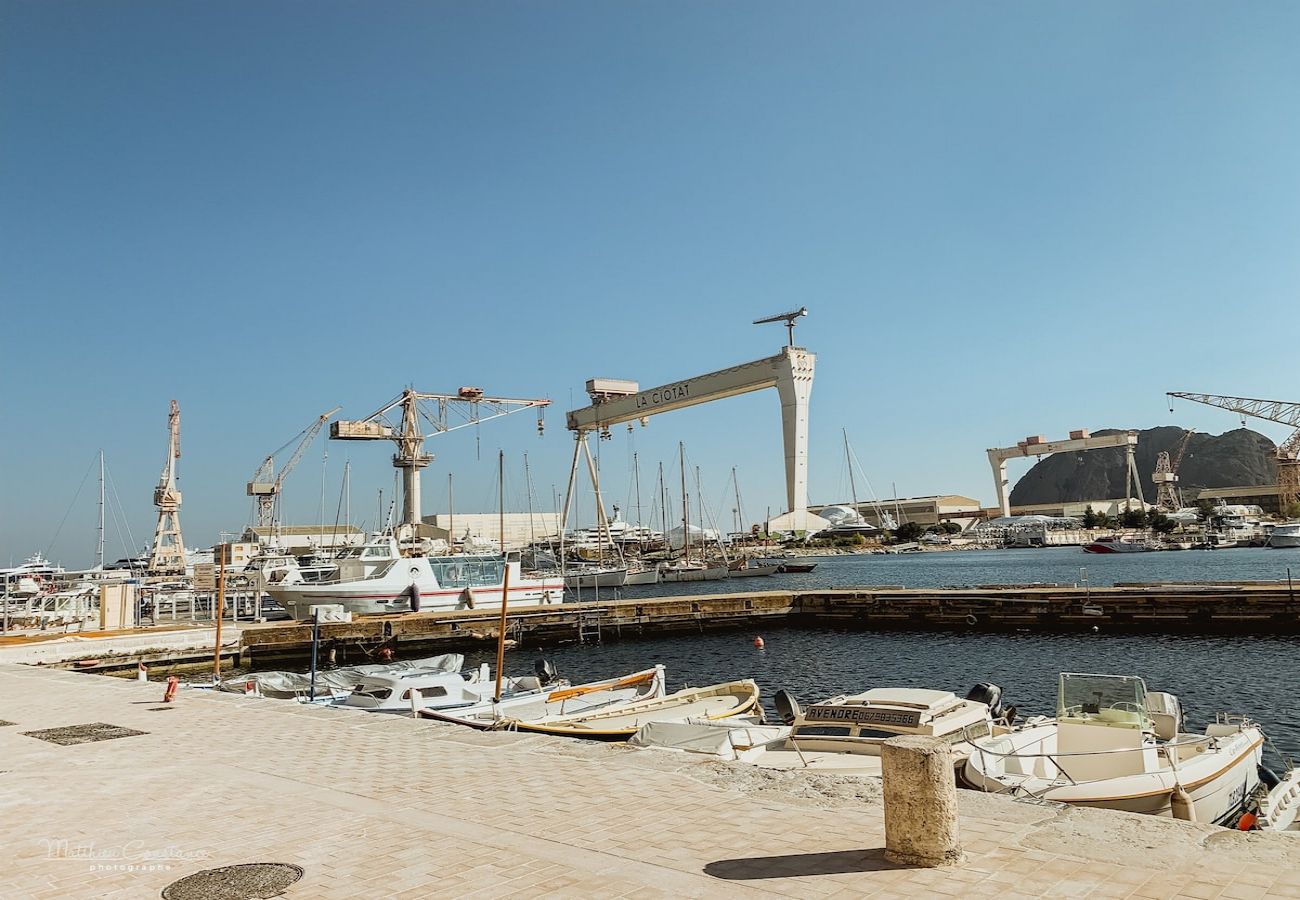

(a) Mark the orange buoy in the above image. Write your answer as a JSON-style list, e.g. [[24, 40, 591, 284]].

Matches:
[[1238, 811, 1258, 831], [753, 636, 765, 649], [163, 675, 180, 703]]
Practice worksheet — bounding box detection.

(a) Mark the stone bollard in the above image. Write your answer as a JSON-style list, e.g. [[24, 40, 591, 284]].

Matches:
[[881, 735, 965, 867]]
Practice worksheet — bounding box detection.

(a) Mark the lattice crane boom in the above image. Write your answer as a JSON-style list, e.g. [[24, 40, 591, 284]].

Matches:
[[1167, 391, 1300, 510], [247, 406, 342, 528], [331, 387, 550, 528]]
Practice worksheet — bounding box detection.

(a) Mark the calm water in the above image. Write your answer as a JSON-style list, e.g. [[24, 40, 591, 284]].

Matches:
[[457, 625, 1300, 762], [268, 546, 1300, 760], [569, 545, 1300, 601]]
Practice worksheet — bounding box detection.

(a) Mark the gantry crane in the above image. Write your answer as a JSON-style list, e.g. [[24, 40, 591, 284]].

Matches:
[[1152, 429, 1195, 512], [1167, 392, 1300, 511], [148, 400, 186, 575], [247, 406, 342, 528], [330, 387, 549, 530]]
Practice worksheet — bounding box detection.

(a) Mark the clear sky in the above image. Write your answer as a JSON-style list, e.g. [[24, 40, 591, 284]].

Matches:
[[4, 1, 1300, 566]]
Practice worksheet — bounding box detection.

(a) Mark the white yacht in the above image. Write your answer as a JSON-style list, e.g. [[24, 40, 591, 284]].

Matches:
[[1270, 522, 1300, 548], [266, 534, 563, 619], [963, 672, 1263, 825]]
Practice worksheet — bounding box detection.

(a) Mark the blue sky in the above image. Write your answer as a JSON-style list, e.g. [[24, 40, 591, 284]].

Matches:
[[3, 2, 1300, 566]]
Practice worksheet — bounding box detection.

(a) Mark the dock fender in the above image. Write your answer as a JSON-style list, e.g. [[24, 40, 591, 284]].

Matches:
[[462, 588, 475, 609], [409, 584, 421, 613]]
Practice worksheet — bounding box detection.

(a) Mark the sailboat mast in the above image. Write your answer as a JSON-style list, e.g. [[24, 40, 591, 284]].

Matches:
[[97, 449, 105, 569], [732, 467, 743, 539], [524, 452, 536, 549], [844, 429, 861, 516], [343, 461, 351, 532], [493, 449, 511, 703], [633, 452, 643, 533], [448, 473, 454, 554], [679, 442, 690, 562]]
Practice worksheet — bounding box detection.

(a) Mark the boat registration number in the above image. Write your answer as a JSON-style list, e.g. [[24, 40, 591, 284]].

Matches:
[[806, 706, 922, 728]]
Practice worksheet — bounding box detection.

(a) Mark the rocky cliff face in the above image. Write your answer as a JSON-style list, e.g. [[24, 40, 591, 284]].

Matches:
[[1007, 426, 1277, 506]]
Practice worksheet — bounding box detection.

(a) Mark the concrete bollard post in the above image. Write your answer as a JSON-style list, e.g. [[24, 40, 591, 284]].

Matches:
[[881, 735, 965, 867]]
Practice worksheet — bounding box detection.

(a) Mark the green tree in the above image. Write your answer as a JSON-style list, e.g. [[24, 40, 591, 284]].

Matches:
[[1148, 512, 1177, 534], [894, 522, 925, 543], [1082, 505, 1100, 528], [1195, 498, 1216, 521], [940, 521, 962, 535], [1119, 507, 1148, 529]]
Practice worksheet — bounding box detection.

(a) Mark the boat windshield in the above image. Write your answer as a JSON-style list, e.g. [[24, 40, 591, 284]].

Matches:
[[1057, 673, 1151, 730]]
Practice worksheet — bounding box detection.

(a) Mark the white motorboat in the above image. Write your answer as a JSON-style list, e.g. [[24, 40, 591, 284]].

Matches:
[[564, 565, 627, 589], [1270, 522, 1300, 548], [338, 661, 564, 714], [421, 665, 667, 729], [731, 684, 1014, 776], [963, 672, 1263, 825], [266, 535, 563, 619], [1, 552, 66, 598], [659, 561, 729, 583], [1254, 768, 1300, 833], [1083, 535, 1161, 553]]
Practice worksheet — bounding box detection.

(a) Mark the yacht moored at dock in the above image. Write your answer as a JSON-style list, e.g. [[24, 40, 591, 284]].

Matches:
[[266, 535, 563, 619]]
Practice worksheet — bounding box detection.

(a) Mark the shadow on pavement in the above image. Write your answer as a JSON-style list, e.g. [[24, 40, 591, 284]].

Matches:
[[705, 847, 908, 880]]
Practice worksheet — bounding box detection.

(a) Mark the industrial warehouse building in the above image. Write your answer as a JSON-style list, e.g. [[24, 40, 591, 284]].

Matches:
[[809, 495, 983, 530], [421, 512, 562, 550]]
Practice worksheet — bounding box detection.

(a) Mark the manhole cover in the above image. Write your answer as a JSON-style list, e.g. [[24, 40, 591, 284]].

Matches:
[[162, 863, 304, 899], [22, 723, 147, 745]]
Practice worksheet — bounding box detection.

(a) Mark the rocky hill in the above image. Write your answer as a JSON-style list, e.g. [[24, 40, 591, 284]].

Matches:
[[1008, 426, 1277, 506]]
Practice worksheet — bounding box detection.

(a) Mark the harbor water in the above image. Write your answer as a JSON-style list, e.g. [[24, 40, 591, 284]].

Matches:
[[252, 546, 1300, 760]]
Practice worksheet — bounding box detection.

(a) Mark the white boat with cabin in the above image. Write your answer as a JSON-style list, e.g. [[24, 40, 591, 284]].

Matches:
[[1270, 522, 1300, 549], [338, 660, 565, 714], [963, 672, 1263, 825], [266, 534, 563, 619]]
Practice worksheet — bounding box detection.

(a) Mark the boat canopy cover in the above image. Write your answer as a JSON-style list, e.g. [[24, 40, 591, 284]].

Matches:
[[628, 719, 782, 760]]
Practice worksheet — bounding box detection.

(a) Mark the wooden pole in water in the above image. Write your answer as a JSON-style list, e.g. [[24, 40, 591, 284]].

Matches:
[[494, 450, 510, 703]]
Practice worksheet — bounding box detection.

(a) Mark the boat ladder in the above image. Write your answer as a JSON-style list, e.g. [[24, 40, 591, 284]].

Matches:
[[576, 609, 602, 645]]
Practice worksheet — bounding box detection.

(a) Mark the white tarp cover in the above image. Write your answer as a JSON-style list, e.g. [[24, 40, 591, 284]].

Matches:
[[219, 653, 464, 698], [628, 719, 786, 760]]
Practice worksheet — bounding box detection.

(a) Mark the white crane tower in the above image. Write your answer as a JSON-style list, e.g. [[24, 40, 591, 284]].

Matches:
[[330, 387, 550, 535], [148, 399, 186, 575], [247, 406, 343, 528]]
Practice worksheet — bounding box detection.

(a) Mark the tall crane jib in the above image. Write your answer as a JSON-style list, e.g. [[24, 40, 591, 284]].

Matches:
[[329, 387, 550, 533], [1168, 392, 1300, 512], [247, 406, 343, 529], [148, 399, 186, 576]]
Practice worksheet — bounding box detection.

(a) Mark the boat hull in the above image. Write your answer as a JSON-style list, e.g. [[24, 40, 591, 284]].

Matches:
[[660, 564, 729, 583], [564, 568, 627, 589], [622, 568, 660, 586]]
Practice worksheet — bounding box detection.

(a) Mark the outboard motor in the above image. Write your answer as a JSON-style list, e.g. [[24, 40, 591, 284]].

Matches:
[[533, 658, 559, 686], [774, 689, 802, 726], [965, 682, 1005, 722]]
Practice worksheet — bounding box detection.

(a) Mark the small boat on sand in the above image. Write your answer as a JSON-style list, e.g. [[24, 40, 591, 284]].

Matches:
[[337, 661, 564, 714], [496, 679, 760, 741], [218, 653, 465, 702], [420, 665, 667, 729]]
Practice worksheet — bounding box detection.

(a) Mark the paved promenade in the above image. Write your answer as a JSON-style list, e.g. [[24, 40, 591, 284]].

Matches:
[[1, 663, 1297, 898]]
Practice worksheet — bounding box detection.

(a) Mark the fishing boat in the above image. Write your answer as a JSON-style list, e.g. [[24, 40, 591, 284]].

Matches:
[[421, 665, 667, 729], [265, 534, 563, 619], [716, 684, 1014, 776], [495, 679, 761, 741], [963, 672, 1264, 825]]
